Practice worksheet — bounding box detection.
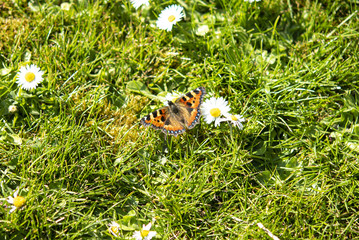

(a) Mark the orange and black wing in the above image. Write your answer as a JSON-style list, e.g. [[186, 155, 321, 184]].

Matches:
[[141, 107, 168, 130], [176, 87, 206, 129], [141, 107, 186, 137]]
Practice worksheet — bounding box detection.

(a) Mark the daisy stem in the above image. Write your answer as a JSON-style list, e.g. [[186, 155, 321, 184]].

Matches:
[[229, 124, 234, 142]]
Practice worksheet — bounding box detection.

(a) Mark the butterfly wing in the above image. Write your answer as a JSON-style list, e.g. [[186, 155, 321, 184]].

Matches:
[[175, 87, 206, 129], [141, 87, 206, 137], [140, 107, 186, 137], [162, 116, 186, 137], [141, 107, 169, 130]]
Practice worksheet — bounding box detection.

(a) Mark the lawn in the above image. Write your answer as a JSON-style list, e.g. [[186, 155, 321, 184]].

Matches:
[[1, 0, 359, 239]]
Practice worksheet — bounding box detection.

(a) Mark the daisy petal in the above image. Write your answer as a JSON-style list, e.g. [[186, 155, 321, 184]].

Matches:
[[130, 0, 150, 9], [9, 206, 17, 213], [201, 96, 231, 126], [16, 64, 44, 90], [6, 196, 14, 204], [156, 5, 184, 31], [222, 114, 246, 129]]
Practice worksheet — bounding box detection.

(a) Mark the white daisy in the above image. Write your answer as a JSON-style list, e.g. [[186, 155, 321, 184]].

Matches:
[[16, 64, 44, 90], [156, 5, 184, 31], [108, 221, 121, 237], [163, 90, 182, 106], [8, 105, 17, 113], [201, 97, 231, 127], [245, 0, 261, 2], [6, 189, 26, 213], [219, 114, 245, 129], [130, 0, 149, 9], [133, 222, 157, 240]]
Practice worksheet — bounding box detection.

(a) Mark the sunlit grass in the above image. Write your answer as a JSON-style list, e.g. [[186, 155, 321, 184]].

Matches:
[[1, 0, 359, 239]]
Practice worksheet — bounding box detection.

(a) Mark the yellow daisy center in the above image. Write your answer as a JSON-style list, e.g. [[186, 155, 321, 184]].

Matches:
[[25, 72, 35, 82], [171, 97, 178, 102], [111, 226, 119, 234], [231, 115, 238, 121], [210, 108, 221, 118], [141, 230, 150, 238], [13, 196, 26, 208], [168, 15, 176, 22]]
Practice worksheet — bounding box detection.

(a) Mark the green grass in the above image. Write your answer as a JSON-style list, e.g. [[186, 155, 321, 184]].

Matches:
[[1, 0, 359, 239]]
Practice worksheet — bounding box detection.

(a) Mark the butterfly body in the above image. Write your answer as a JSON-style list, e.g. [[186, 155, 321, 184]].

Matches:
[[141, 87, 206, 137]]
